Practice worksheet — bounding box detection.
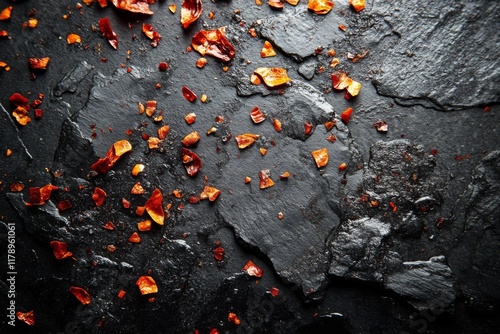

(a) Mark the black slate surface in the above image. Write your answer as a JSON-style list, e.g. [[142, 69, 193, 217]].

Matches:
[[0, 0, 499, 333]]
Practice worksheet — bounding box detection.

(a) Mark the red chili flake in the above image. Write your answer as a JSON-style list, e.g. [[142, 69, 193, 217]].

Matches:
[[97, 0, 108, 8], [142, 23, 161, 47], [349, 0, 365, 12], [228, 312, 241, 325], [145, 100, 157, 117], [9, 92, 29, 106], [235, 133, 259, 149], [103, 221, 115, 230], [182, 86, 198, 102], [99, 18, 119, 50], [268, 0, 284, 9], [33, 108, 43, 119], [182, 148, 203, 177], [182, 131, 201, 147], [181, 0, 203, 28], [111, 0, 153, 15], [338, 163, 347, 171], [311, 148, 329, 168], [210, 329, 219, 334], [145, 188, 165, 225], [273, 118, 282, 132], [200, 186, 221, 202], [69, 287, 91, 304], [308, 0, 334, 14], [9, 182, 24, 192], [304, 121, 313, 136], [136, 206, 146, 216], [269, 287, 279, 297], [128, 232, 141, 243], [92, 187, 107, 207], [118, 290, 126, 299], [389, 201, 397, 212], [28, 57, 50, 71], [0, 6, 13, 21], [0, 30, 8, 37], [141, 133, 150, 141], [340, 107, 353, 124], [50, 241, 73, 260], [189, 195, 200, 204], [137, 219, 152, 232], [279, 171, 290, 180], [136, 276, 158, 295], [253, 67, 291, 88], [258, 169, 275, 189], [192, 27, 236, 62], [196, 57, 207, 68], [374, 120, 388, 132], [57, 200, 72, 212], [483, 106, 490, 112], [455, 155, 463, 161], [158, 125, 170, 139], [249, 106, 266, 124], [430, 149, 438, 156], [158, 62, 169, 71], [324, 120, 336, 131], [339, 25, 346, 31], [213, 246, 225, 261], [16, 310, 34, 326], [26, 184, 58, 206], [243, 260, 263, 278], [185, 112, 197, 125], [91, 140, 132, 174], [131, 182, 145, 195]]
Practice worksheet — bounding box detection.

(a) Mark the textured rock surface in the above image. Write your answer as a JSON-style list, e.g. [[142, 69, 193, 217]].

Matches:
[[373, 0, 500, 110]]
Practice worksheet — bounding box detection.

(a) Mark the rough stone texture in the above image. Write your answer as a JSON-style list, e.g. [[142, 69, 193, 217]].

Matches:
[[386, 256, 456, 311], [329, 217, 390, 282], [373, 0, 500, 110], [449, 150, 500, 310], [53, 61, 94, 97]]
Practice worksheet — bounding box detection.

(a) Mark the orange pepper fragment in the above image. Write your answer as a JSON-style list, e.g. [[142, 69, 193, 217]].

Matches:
[[98, 0, 108, 8], [182, 86, 197, 102], [118, 290, 126, 299], [83, 0, 94, 6], [99, 17, 118, 49], [136, 276, 158, 295], [111, 0, 153, 14], [182, 131, 201, 147], [192, 27, 236, 62], [181, 0, 203, 29], [12, 106, 31, 126], [0, 61, 10, 71], [145, 188, 165, 225], [50, 241, 73, 260], [235, 134, 259, 149], [349, 0, 365, 12], [28, 57, 50, 71], [304, 121, 313, 136], [324, 120, 336, 131], [131, 164, 145, 176], [214, 246, 225, 261], [228, 312, 241, 325], [268, 0, 284, 9], [200, 186, 221, 202], [307, 0, 334, 15], [338, 163, 348, 171], [0, 30, 8, 37], [27, 18, 38, 29], [273, 118, 282, 132], [285, 0, 299, 5], [103, 221, 115, 230], [250, 106, 266, 124], [142, 23, 161, 47], [331, 71, 362, 99], [169, 4, 177, 13], [69, 287, 91, 304], [311, 148, 329, 168], [26, 184, 58, 206], [158, 125, 170, 139], [16, 310, 34, 326], [145, 100, 157, 117], [261, 41, 277, 58], [137, 219, 152, 231], [196, 57, 207, 68], [258, 169, 274, 189], [185, 112, 196, 125], [0, 6, 12, 21], [260, 148, 268, 156], [148, 137, 162, 149], [91, 140, 132, 174], [182, 147, 202, 177], [243, 260, 263, 278], [92, 187, 107, 206], [340, 107, 353, 124], [269, 287, 280, 297], [128, 232, 141, 243], [131, 182, 145, 195], [67, 34, 82, 44], [253, 68, 291, 88]]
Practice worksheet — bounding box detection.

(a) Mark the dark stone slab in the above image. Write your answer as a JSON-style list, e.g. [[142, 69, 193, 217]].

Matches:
[[373, 0, 500, 110]]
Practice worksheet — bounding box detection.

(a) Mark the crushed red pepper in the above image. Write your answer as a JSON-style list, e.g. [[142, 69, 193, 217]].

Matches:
[[182, 131, 201, 147], [92, 187, 107, 206], [0, 6, 12, 21], [308, 0, 334, 14], [182, 86, 197, 102], [253, 67, 291, 88], [243, 260, 263, 277], [200, 186, 221, 202], [250, 107, 266, 124], [235, 134, 259, 149], [181, 0, 203, 28], [214, 246, 225, 261], [341, 107, 353, 124], [136, 276, 158, 295], [91, 140, 132, 174], [145, 188, 165, 225], [111, 0, 153, 15], [182, 148, 202, 177], [16, 310, 34, 326], [28, 57, 50, 71], [69, 286, 91, 304], [142, 23, 161, 47], [228, 312, 241, 325], [311, 148, 328, 168], [258, 169, 275, 189], [50, 241, 73, 260], [99, 18, 118, 50], [192, 27, 236, 62]]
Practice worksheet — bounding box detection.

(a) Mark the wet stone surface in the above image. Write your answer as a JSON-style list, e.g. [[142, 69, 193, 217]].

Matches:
[[0, 0, 499, 333]]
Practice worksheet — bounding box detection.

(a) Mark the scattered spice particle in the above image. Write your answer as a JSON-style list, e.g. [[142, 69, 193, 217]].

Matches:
[[131, 182, 145, 194], [16, 310, 34, 326], [0, 6, 13, 21], [308, 0, 334, 15], [69, 287, 91, 304], [103, 221, 115, 230], [181, 0, 203, 28], [50, 241, 73, 260], [128, 232, 141, 243], [311, 148, 329, 168], [92, 187, 107, 206], [269, 287, 280, 297], [118, 290, 126, 299], [243, 260, 263, 278], [136, 276, 158, 295], [228, 312, 241, 325], [213, 246, 225, 261]]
